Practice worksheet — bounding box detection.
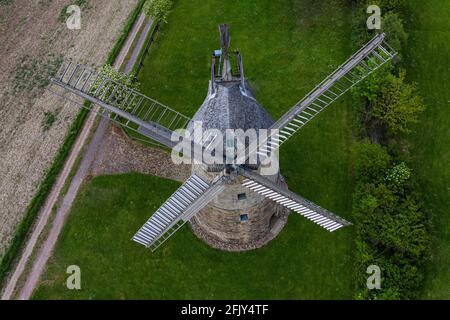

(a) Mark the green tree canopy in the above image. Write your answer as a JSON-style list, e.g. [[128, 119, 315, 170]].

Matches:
[[382, 12, 408, 53], [372, 70, 425, 134], [143, 0, 173, 23]]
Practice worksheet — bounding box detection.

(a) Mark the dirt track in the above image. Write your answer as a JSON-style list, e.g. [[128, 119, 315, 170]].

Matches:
[[0, 0, 137, 262], [2, 9, 158, 300]]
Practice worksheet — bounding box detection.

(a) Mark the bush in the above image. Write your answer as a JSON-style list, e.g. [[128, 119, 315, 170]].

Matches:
[[382, 12, 408, 53], [352, 141, 392, 182], [372, 70, 425, 135], [354, 69, 425, 137], [352, 63, 392, 102], [385, 162, 411, 188], [143, 0, 173, 23], [351, 0, 406, 11], [351, 0, 429, 301], [352, 153, 429, 299], [90, 65, 140, 107], [0, 0, 147, 290], [375, 0, 406, 11]]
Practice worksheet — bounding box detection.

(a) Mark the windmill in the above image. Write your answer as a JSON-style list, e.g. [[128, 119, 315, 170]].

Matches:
[[49, 24, 396, 251]]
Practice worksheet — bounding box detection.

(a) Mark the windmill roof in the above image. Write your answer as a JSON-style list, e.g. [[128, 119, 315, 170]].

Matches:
[[190, 80, 274, 133]]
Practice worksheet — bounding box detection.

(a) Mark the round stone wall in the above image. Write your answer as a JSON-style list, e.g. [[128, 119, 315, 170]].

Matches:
[[190, 165, 288, 251]]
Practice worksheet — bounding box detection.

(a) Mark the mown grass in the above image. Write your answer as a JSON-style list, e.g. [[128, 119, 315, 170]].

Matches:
[[33, 0, 358, 299], [404, 1, 450, 299], [34, 173, 355, 299]]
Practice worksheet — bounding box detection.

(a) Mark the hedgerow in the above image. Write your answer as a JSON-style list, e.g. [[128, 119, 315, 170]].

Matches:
[[350, 1, 430, 299]]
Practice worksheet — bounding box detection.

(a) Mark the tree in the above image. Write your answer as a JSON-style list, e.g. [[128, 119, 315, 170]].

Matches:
[[352, 0, 406, 11], [376, 0, 406, 11], [385, 162, 411, 189], [143, 0, 173, 23], [372, 70, 425, 134], [352, 64, 392, 102], [90, 64, 140, 111], [382, 12, 408, 53], [352, 141, 392, 182]]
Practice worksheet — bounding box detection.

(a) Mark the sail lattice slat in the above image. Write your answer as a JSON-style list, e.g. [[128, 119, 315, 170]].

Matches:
[[258, 33, 397, 156], [133, 175, 225, 251], [240, 170, 351, 232], [51, 60, 192, 148]]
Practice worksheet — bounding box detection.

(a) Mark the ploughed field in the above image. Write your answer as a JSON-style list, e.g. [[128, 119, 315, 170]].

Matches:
[[0, 0, 138, 260]]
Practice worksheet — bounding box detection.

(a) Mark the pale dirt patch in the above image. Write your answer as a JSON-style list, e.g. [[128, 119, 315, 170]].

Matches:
[[0, 0, 138, 257], [90, 124, 191, 182]]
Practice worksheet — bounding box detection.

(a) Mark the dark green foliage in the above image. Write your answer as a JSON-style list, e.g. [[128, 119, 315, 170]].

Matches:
[[351, 0, 406, 11], [143, 0, 173, 23], [352, 141, 391, 182], [404, 1, 450, 298], [33, 173, 354, 300], [353, 68, 425, 138], [352, 64, 392, 102], [372, 70, 425, 135], [352, 142, 429, 299], [42, 111, 58, 132], [382, 12, 408, 53], [350, 0, 429, 299]]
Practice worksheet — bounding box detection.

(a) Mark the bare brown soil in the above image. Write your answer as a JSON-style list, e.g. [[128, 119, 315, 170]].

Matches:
[[91, 124, 191, 182], [0, 0, 138, 257]]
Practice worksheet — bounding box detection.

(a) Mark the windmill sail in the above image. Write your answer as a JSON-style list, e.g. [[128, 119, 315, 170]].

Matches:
[[50, 60, 192, 148], [256, 33, 397, 156], [133, 175, 225, 251], [240, 169, 351, 232]]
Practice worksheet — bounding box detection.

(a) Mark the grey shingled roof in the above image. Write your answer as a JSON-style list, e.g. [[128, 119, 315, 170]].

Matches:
[[190, 80, 274, 133]]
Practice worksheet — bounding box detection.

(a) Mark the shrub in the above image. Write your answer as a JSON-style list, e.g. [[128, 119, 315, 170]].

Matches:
[[352, 63, 392, 102], [90, 65, 140, 106], [372, 70, 425, 135], [42, 111, 57, 132], [385, 162, 411, 188], [351, 0, 406, 11], [352, 141, 392, 182], [375, 0, 406, 11], [382, 12, 408, 53], [352, 153, 429, 299], [143, 0, 173, 23]]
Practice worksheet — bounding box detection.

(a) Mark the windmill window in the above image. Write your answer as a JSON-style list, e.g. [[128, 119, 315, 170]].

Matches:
[[238, 193, 247, 200], [240, 214, 249, 222]]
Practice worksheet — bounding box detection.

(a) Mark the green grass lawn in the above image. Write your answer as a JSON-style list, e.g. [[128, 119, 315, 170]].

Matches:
[[405, 1, 450, 299], [33, 0, 362, 299], [33, 174, 354, 299]]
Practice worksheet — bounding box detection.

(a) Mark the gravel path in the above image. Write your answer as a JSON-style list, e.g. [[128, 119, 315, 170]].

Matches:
[[125, 18, 155, 74], [1, 12, 151, 301]]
